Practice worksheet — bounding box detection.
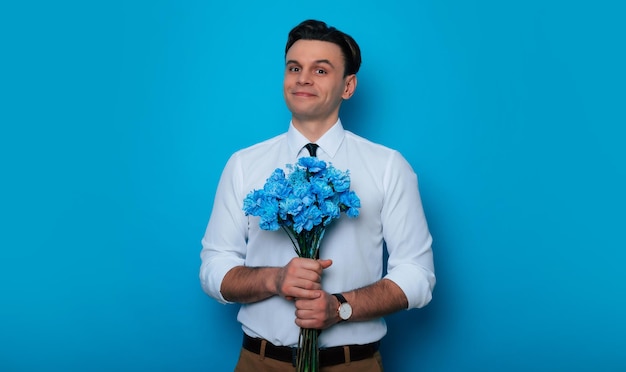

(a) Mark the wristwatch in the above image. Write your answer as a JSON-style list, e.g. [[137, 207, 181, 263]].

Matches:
[[332, 293, 353, 321]]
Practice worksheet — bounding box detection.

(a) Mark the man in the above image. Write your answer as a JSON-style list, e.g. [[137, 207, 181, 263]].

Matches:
[[200, 19, 435, 371]]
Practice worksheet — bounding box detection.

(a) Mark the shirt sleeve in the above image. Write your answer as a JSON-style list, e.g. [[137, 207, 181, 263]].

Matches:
[[381, 151, 436, 309], [199, 153, 247, 304]]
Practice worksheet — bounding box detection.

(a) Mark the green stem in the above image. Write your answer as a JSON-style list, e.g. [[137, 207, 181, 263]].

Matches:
[[287, 228, 326, 372]]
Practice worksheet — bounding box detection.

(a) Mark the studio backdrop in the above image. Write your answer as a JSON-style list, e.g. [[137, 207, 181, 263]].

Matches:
[[1, 0, 625, 371]]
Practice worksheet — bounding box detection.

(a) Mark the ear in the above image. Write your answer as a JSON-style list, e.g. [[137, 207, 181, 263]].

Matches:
[[342, 75, 357, 100]]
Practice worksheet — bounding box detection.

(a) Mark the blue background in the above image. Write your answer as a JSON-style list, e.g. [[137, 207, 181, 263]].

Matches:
[[1, 1, 625, 371]]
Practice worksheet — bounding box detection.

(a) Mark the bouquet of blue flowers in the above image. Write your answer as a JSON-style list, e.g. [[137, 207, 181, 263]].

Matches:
[[243, 156, 360, 372]]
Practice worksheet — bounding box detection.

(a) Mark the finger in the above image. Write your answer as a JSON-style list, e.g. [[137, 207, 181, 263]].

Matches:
[[294, 316, 324, 329], [294, 294, 321, 306], [317, 259, 333, 269], [289, 288, 322, 300], [296, 270, 324, 283], [284, 266, 324, 284], [291, 257, 321, 269], [294, 304, 320, 319]]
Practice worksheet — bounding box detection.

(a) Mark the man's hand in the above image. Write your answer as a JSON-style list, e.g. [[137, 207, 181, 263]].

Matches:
[[276, 258, 332, 301], [221, 260, 409, 327], [220, 258, 332, 304], [294, 290, 340, 329]]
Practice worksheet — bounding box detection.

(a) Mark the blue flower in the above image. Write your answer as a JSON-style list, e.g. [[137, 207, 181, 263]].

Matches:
[[243, 189, 266, 216], [259, 199, 280, 230], [263, 168, 290, 198], [325, 167, 351, 192], [298, 157, 327, 173], [294, 205, 323, 233], [320, 200, 340, 225], [282, 196, 303, 217], [340, 191, 361, 218], [310, 176, 334, 200], [243, 158, 360, 234]]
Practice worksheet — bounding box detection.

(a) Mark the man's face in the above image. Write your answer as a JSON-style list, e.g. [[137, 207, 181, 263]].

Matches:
[[283, 40, 355, 124]]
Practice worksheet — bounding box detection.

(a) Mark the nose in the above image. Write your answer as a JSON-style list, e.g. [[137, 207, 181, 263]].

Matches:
[[297, 70, 312, 85]]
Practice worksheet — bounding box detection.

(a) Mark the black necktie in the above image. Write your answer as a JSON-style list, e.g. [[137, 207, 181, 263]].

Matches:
[[305, 143, 319, 157]]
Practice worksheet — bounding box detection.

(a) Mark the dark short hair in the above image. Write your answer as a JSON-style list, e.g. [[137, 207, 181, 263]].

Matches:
[[285, 19, 361, 77]]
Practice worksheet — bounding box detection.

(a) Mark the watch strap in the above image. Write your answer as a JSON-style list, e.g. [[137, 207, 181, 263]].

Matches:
[[333, 293, 347, 304]]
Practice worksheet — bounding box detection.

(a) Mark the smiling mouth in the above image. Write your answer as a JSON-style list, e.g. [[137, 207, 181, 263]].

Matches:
[[293, 91, 316, 97]]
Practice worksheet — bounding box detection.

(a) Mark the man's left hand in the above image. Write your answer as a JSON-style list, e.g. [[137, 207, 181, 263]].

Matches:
[[293, 290, 340, 329]]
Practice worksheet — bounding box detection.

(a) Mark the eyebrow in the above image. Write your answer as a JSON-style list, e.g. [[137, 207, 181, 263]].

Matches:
[[286, 59, 335, 69]]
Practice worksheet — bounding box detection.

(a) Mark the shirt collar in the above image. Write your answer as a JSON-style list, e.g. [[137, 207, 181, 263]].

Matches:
[[287, 119, 346, 160]]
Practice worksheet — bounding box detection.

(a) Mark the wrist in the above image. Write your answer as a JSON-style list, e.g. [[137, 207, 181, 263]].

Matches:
[[332, 293, 353, 322]]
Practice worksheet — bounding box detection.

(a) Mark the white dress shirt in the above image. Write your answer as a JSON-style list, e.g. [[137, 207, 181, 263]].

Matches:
[[200, 119, 435, 347]]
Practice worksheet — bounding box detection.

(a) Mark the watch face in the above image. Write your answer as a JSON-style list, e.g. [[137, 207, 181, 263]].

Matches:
[[339, 303, 352, 320]]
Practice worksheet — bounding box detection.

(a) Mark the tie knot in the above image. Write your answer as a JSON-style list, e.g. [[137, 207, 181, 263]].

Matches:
[[305, 143, 319, 157]]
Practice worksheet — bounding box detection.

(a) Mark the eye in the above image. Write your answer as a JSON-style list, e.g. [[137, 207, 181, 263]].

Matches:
[[315, 69, 327, 75], [288, 66, 300, 72]]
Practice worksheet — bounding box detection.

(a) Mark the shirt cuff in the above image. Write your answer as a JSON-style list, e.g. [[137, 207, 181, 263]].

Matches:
[[200, 254, 243, 305], [384, 264, 435, 309]]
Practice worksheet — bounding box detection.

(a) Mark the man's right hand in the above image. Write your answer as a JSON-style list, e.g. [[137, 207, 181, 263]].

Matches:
[[219, 258, 332, 304], [276, 258, 332, 301]]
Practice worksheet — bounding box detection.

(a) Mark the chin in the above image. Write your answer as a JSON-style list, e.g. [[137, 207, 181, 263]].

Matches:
[[287, 105, 315, 117]]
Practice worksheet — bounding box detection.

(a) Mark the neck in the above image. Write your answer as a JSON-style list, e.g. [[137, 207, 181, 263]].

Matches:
[[291, 115, 338, 142]]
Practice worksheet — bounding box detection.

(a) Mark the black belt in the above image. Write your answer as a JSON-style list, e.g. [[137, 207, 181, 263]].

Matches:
[[242, 333, 380, 367]]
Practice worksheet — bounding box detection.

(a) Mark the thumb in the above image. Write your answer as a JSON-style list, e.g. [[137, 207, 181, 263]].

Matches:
[[318, 259, 333, 269]]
